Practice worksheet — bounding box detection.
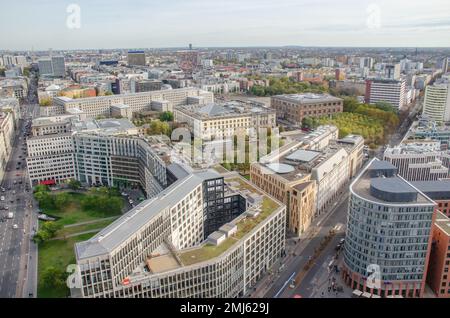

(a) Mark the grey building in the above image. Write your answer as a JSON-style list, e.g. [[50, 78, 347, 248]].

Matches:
[[342, 159, 436, 298]]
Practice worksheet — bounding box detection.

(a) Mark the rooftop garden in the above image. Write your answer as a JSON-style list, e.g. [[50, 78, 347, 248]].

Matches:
[[179, 180, 280, 266]]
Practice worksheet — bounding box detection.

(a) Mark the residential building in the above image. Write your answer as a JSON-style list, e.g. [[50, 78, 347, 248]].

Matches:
[[423, 81, 450, 123], [0, 111, 15, 182], [365, 79, 406, 110], [174, 100, 276, 140], [343, 159, 436, 298], [271, 93, 343, 125], [72, 171, 286, 298]]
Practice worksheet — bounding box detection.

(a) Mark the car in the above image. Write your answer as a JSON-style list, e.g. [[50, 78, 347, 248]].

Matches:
[[339, 238, 345, 245], [0, 196, 4, 201], [13, 224, 18, 229]]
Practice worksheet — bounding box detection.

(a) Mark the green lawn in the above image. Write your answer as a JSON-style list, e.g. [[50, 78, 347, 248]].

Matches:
[[40, 192, 124, 226], [37, 233, 96, 298]]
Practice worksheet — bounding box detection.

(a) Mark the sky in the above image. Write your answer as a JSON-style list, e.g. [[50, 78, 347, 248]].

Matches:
[[1, 0, 450, 50]]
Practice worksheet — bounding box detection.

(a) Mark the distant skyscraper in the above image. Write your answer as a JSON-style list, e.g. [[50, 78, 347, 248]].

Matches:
[[127, 50, 146, 66], [442, 57, 449, 73], [189, 43, 193, 50], [38, 58, 53, 76], [51, 56, 65, 77]]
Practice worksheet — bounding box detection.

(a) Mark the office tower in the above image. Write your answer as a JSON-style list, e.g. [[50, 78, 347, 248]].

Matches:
[[38, 58, 53, 76], [343, 159, 436, 298], [365, 79, 406, 110], [38, 56, 65, 77], [423, 81, 450, 123], [51, 56, 65, 77], [127, 50, 146, 66]]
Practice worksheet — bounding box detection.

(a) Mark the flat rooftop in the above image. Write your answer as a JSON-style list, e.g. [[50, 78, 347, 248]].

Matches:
[[351, 159, 435, 205], [175, 100, 274, 120], [385, 141, 443, 155], [75, 169, 221, 260], [178, 177, 281, 266], [272, 93, 342, 104]]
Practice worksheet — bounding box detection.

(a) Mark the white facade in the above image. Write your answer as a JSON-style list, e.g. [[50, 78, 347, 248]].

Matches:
[[423, 82, 450, 123], [367, 79, 406, 110]]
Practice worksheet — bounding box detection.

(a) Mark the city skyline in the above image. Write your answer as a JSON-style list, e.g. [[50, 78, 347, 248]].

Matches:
[[1, 0, 450, 50]]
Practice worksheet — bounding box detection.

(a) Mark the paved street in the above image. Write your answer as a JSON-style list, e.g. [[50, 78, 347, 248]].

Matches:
[[0, 73, 39, 298]]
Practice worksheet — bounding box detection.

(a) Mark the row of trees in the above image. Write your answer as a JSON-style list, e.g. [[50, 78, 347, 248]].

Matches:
[[301, 97, 400, 148], [251, 77, 328, 96]]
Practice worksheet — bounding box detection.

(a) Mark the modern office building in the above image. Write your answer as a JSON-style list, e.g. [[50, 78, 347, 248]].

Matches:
[[72, 171, 286, 298], [365, 79, 406, 110], [53, 88, 214, 118], [412, 180, 450, 218], [174, 100, 276, 140], [271, 94, 343, 125], [26, 117, 165, 197], [383, 141, 450, 181], [0, 111, 16, 182], [133, 79, 163, 93], [407, 120, 450, 148], [343, 159, 436, 298], [51, 56, 66, 77], [427, 211, 450, 298], [38, 56, 65, 77], [251, 126, 363, 235], [423, 81, 450, 123], [127, 51, 146, 66]]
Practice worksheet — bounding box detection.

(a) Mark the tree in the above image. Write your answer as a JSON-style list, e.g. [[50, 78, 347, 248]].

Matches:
[[34, 184, 49, 193], [42, 267, 67, 289], [54, 192, 70, 210], [104, 91, 113, 96], [67, 179, 81, 190], [159, 111, 174, 122], [34, 190, 54, 210], [41, 221, 63, 237]]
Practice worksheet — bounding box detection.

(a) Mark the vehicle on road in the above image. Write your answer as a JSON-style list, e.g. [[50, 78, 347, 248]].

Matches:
[[13, 224, 18, 229], [0, 196, 4, 201], [7, 212, 14, 219]]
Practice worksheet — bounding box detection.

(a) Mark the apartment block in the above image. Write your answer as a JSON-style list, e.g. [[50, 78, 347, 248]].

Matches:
[[271, 93, 343, 125], [365, 79, 406, 110], [423, 81, 450, 123]]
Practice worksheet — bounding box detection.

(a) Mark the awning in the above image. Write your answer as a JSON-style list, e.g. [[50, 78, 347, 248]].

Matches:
[[40, 180, 56, 185]]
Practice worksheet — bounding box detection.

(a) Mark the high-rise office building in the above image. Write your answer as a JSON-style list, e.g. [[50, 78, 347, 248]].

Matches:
[[385, 64, 401, 80], [38, 56, 65, 77], [51, 56, 66, 77], [342, 159, 436, 298]]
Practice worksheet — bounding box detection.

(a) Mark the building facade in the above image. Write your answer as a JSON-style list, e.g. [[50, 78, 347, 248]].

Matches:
[[343, 159, 436, 298], [423, 81, 450, 123], [365, 79, 406, 110], [271, 94, 343, 125]]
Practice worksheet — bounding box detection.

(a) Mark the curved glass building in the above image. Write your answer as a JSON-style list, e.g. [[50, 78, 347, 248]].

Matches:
[[343, 159, 436, 298]]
